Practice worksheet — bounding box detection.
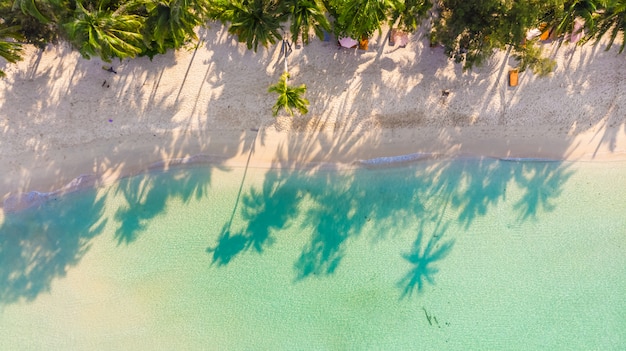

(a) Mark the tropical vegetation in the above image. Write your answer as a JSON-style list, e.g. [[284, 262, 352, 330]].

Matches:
[[212, 0, 286, 51], [2, 0, 626, 85], [0, 0, 212, 62], [0, 24, 23, 77], [268, 72, 309, 117]]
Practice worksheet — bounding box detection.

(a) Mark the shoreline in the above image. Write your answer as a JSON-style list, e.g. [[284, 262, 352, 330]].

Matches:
[[3, 125, 626, 213], [2, 24, 626, 212]]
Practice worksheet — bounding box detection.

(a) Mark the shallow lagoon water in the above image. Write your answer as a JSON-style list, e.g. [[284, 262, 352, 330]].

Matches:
[[1, 158, 625, 350]]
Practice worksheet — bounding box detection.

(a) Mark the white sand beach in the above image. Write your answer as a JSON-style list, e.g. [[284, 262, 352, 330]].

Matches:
[[1, 24, 626, 210]]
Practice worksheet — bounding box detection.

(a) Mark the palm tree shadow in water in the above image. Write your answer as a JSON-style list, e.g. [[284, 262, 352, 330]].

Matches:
[[0, 189, 107, 305], [293, 171, 372, 280], [207, 224, 249, 266], [206, 129, 304, 266], [207, 170, 303, 266], [398, 223, 455, 299], [113, 166, 215, 245], [512, 161, 573, 221], [294, 206, 355, 279]]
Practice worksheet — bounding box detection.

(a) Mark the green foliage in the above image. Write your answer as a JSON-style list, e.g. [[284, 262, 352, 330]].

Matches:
[[550, 0, 599, 38], [0, 24, 24, 77], [12, 0, 50, 23], [268, 72, 309, 117], [331, 0, 399, 39], [63, 1, 144, 61], [433, 0, 554, 70], [284, 0, 329, 45], [0, 0, 59, 47], [433, 0, 503, 69], [217, 0, 286, 52], [513, 40, 557, 77], [0, 0, 212, 61], [4, 0, 626, 72], [594, 0, 626, 52], [139, 0, 203, 58], [391, 0, 431, 32]]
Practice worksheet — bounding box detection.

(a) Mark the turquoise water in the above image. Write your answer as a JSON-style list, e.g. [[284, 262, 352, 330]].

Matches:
[[1, 158, 625, 350]]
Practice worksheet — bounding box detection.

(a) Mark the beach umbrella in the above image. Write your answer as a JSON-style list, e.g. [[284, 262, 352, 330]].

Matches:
[[394, 31, 409, 47], [338, 37, 358, 48], [570, 19, 585, 44]]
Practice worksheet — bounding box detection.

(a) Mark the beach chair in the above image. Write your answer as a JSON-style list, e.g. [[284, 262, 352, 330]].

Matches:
[[359, 37, 368, 50], [338, 37, 358, 49], [389, 29, 409, 48], [538, 23, 551, 41], [509, 69, 519, 87]]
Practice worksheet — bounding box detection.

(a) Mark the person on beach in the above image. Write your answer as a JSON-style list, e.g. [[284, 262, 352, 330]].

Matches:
[[102, 65, 117, 74]]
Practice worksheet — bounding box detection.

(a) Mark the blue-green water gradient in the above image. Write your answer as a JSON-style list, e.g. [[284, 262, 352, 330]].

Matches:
[[0, 158, 625, 350]]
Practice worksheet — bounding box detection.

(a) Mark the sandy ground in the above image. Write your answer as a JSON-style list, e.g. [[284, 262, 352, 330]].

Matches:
[[1, 24, 626, 211]]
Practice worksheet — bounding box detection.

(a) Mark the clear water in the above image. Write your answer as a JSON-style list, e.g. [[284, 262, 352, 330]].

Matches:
[[1, 158, 625, 350]]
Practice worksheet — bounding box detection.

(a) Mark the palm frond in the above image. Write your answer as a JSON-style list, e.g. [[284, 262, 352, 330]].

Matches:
[[268, 72, 309, 117], [12, 0, 50, 23], [286, 0, 330, 45], [64, 2, 144, 61], [224, 0, 286, 52], [335, 0, 399, 39], [0, 25, 24, 77], [594, 0, 626, 52], [142, 0, 202, 55]]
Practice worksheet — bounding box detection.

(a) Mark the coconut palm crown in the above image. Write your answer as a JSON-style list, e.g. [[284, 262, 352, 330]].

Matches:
[[63, 1, 144, 61], [284, 0, 330, 45], [217, 0, 287, 52], [139, 0, 204, 58], [268, 72, 309, 117]]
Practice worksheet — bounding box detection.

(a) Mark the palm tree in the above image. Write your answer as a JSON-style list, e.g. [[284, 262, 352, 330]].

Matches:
[[217, 0, 287, 52], [140, 0, 205, 57], [5, 0, 62, 47], [283, 0, 330, 45], [0, 25, 24, 77], [392, 0, 431, 33], [594, 0, 626, 52], [63, 1, 144, 61], [268, 72, 309, 117], [432, 0, 504, 68], [332, 0, 398, 41], [434, 0, 553, 70], [549, 0, 599, 40]]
